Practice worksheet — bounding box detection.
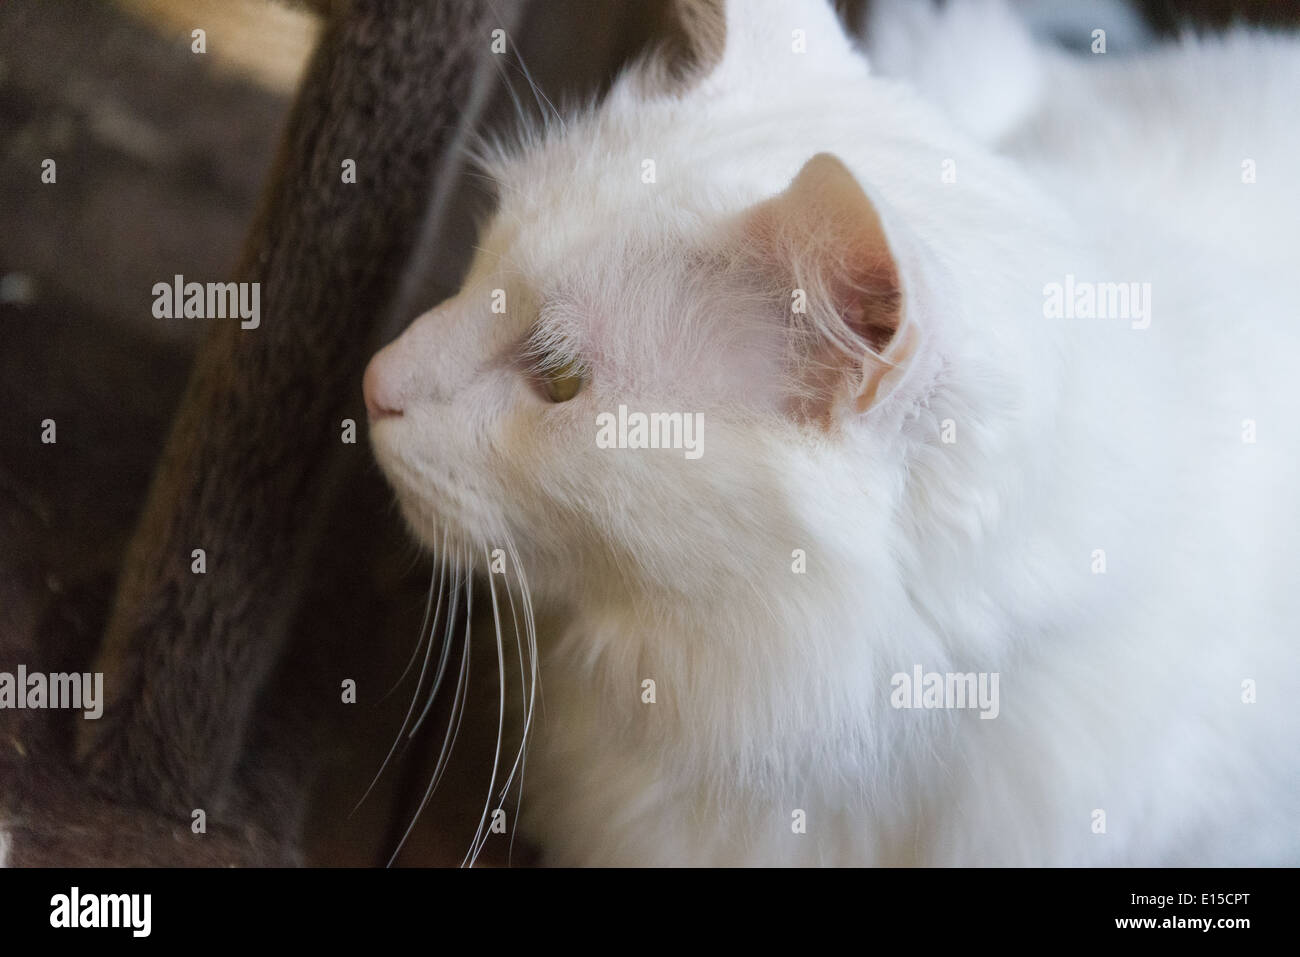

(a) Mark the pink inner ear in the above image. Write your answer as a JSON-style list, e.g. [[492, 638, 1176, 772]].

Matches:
[[740, 152, 905, 423]]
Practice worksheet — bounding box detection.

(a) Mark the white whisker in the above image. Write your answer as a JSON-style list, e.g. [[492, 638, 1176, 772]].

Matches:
[[388, 550, 474, 867], [503, 533, 538, 865], [383, 526, 448, 700], [463, 544, 509, 867], [484, 0, 567, 135], [353, 526, 448, 815]]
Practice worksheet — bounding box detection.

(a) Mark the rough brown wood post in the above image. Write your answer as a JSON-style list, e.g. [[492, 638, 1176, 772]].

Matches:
[[80, 0, 520, 818]]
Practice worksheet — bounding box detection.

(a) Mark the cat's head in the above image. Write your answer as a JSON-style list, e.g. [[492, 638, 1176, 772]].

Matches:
[[364, 0, 1046, 608]]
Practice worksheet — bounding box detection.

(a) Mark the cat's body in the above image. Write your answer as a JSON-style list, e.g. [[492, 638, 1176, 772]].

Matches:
[[366, 0, 1300, 865]]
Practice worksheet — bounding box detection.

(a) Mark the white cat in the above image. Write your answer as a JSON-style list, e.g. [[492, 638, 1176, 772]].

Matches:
[[364, 0, 1300, 865]]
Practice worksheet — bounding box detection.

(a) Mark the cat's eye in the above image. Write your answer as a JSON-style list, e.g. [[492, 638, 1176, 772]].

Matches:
[[534, 355, 586, 403]]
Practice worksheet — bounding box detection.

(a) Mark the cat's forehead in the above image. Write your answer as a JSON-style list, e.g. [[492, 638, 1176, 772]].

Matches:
[[481, 75, 894, 254], [491, 142, 717, 252], [470, 137, 777, 394], [476, 111, 733, 294], [474, 204, 711, 363], [467, 68, 888, 376]]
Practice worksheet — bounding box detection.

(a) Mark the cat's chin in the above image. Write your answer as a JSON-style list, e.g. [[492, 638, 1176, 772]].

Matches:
[[370, 437, 496, 562], [367, 429, 440, 543], [391, 488, 442, 550]]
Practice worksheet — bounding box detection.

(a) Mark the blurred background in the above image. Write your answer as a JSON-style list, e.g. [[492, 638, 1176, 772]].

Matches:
[[2, 0, 1297, 866]]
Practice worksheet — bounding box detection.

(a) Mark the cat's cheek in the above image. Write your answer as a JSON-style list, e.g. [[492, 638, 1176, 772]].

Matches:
[[495, 400, 581, 469]]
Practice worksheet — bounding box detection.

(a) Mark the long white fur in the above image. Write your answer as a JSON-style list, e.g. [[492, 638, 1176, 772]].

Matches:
[[368, 0, 1300, 864]]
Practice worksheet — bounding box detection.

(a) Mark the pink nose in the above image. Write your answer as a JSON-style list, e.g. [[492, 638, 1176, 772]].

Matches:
[[363, 351, 404, 421]]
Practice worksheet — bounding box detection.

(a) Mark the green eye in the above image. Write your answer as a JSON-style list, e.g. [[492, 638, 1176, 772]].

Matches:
[[537, 355, 586, 403]]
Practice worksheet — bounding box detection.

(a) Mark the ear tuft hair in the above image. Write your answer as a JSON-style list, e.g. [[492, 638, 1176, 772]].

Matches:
[[735, 153, 912, 424]]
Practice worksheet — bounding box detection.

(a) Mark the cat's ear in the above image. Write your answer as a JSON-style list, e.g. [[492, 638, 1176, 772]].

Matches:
[[738, 152, 918, 425]]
